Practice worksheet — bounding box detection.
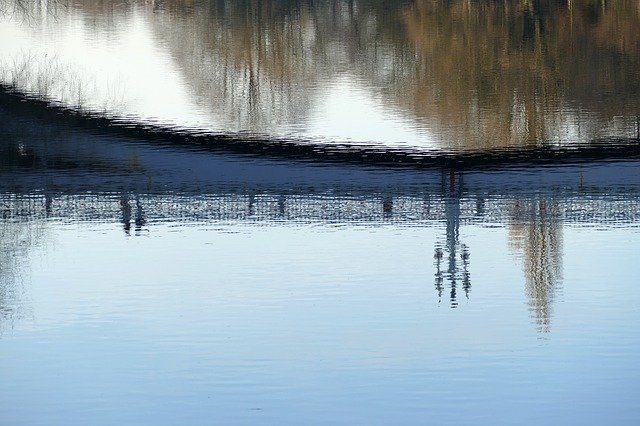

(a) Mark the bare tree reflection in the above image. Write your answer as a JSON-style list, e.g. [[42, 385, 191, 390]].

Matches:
[[395, 0, 640, 149], [141, 0, 640, 148], [509, 199, 563, 333], [0, 0, 62, 20], [3, 0, 639, 149]]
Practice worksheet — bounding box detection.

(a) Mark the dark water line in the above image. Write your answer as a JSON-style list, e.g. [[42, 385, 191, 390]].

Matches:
[[2, 84, 640, 170]]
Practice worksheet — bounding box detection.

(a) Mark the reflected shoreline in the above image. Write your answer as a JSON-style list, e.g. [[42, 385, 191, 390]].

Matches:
[[2, 84, 640, 168]]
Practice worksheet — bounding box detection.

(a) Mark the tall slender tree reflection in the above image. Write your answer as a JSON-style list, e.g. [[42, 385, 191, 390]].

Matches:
[[509, 199, 563, 333], [434, 171, 470, 307], [0, 201, 45, 331]]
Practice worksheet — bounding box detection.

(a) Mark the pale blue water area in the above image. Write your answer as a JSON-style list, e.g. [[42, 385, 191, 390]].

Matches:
[[1, 193, 639, 424]]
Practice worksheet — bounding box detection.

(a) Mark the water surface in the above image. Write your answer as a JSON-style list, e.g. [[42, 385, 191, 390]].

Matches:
[[1, 98, 640, 424], [1, 1, 640, 424]]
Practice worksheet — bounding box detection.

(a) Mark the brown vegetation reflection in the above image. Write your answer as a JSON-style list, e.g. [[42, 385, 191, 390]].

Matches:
[[137, 0, 639, 148], [397, 0, 640, 149], [4, 0, 639, 148]]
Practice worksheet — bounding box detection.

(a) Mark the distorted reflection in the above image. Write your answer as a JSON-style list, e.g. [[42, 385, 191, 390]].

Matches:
[[0, 199, 44, 331], [1, 0, 639, 149], [509, 199, 563, 333], [434, 171, 470, 307], [2, 184, 639, 335], [120, 194, 147, 235]]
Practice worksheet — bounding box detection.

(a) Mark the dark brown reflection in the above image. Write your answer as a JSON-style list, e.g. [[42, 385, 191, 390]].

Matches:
[[509, 199, 563, 333], [396, 0, 640, 150]]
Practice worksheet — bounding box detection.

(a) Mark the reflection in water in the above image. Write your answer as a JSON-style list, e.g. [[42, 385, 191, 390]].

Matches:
[[120, 194, 147, 236], [2, 92, 640, 331], [1, 192, 638, 424], [0, 186, 630, 334], [2, 3, 640, 421], [396, 0, 640, 150], [0, 148, 619, 335], [0, 197, 45, 331], [1, 0, 639, 150], [434, 171, 471, 307], [509, 199, 563, 333]]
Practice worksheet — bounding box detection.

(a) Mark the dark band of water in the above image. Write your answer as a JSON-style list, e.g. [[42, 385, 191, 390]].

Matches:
[[3, 85, 639, 170]]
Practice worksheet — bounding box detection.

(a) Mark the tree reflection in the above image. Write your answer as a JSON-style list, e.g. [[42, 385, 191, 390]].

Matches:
[[509, 198, 563, 333], [0, 201, 45, 331], [395, 0, 640, 149], [428, 170, 564, 329], [3, 0, 638, 148], [143, 0, 640, 147]]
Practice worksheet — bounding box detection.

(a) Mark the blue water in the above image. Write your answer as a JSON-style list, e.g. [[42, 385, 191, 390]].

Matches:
[[1, 96, 639, 424], [1, 195, 639, 424]]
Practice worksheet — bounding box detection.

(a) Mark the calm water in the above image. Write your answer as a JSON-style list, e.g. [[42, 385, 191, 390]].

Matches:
[[1, 0, 640, 424]]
